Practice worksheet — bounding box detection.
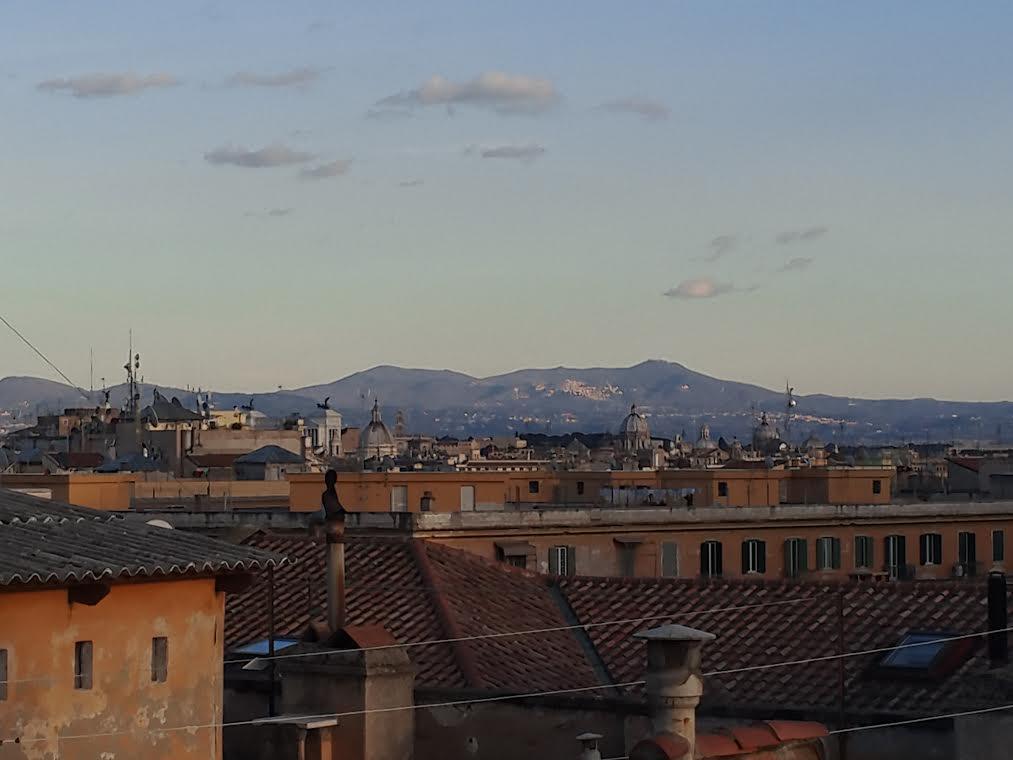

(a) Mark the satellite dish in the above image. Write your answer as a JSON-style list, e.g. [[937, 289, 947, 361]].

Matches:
[[146, 519, 174, 530]]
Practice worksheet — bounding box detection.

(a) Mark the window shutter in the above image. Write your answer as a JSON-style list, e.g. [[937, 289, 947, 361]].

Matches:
[[757, 541, 767, 573], [798, 539, 808, 572], [994, 531, 1005, 562], [867, 537, 874, 569], [783, 539, 793, 578], [832, 538, 841, 569], [920, 534, 928, 565], [661, 542, 678, 577], [933, 534, 943, 564], [566, 546, 576, 577], [897, 536, 907, 568], [741, 541, 750, 574], [548, 548, 559, 574], [715, 541, 723, 575]]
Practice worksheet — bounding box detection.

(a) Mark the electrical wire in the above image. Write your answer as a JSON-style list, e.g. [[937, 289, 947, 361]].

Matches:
[[0, 313, 90, 400], [222, 596, 812, 666], [829, 701, 1013, 735]]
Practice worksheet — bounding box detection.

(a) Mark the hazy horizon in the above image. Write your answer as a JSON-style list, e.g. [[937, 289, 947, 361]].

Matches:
[[4, 2, 1013, 400]]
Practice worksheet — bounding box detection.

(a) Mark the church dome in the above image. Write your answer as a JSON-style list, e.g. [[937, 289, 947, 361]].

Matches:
[[619, 404, 651, 451], [359, 400, 396, 457], [752, 412, 777, 448]]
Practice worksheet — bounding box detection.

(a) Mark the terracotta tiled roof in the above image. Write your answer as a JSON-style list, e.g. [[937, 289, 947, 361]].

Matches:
[[225, 533, 599, 694], [187, 453, 240, 468], [947, 457, 982, 473], [0, 489, 285, 587], [559, 576, 1011, 718]]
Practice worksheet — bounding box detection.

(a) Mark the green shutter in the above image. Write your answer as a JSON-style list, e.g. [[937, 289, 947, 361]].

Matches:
[[566, 546, 577, 577], [741, 541, 750, 574], [757, 540, 767, 573], [548, 547, 559, 574], [832, 538, 841, 569], [661, 542, 678, 577]]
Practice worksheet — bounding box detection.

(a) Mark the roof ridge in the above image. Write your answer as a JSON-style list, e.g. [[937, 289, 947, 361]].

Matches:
[[409, 539, 486, 689]]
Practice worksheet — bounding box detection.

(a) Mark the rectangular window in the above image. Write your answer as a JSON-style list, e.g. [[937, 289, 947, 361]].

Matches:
[[784, 538, 808, 578], [74, 641, 93, 690], [0, 649, 7, 701], [151, 637, 168, 683], [872, 479, 882, 495], [661, 542, 678, 577], [718, 481, 729, 498], [505, 555, 526, 568], [700, 540, 723, 577], [618, 545, 636, 578], [885, 535, 907, 579], [576, 480, 585, 496], [528, 481, 540, 495], [959, 531, 977, 573], [919, 533, 943, 565], [459, 485, 475, 511], [549, 545, 575, 576], [389, 485, 408, 512], [994, 530, 1005, 563], [855, 536, 874, 569], [741, 539, 767, 574], [816, 537, 842, 570]]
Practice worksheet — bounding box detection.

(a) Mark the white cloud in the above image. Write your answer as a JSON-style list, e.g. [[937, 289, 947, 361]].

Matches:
[[597, 96, 670, 122], [376, 72, 559, 115], [300, 159, 352, 179], [204, 144, 313, 168], [37, 72, 178, 98], [776, 226, 828, 244], [226, 67, 324, 88], [467, 143, 546, 162], [663, 278, 738, 299], [778, 256, 815, 273]]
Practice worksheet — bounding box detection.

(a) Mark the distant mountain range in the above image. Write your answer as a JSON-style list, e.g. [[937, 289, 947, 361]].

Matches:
[[3, 360, 1012, 444]]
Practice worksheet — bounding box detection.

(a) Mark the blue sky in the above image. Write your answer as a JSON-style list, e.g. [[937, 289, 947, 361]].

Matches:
[[2, 2, 1013, 400]]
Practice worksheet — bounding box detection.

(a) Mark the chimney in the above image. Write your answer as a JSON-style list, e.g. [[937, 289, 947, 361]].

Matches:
[[632, 624, 715, 759], [988, 570, 1008, 668], [326, 517, 346, 633], [576, 732, 603, 760]]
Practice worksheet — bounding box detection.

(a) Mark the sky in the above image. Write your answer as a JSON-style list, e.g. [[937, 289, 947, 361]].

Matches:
[[3, 2, 1013, 400]]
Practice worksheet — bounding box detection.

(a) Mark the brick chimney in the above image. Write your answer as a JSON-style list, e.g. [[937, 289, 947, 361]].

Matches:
[[632, 624, 715, 759]]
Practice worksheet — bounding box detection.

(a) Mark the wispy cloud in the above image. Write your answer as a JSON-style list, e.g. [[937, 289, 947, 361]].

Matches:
[[365, 107, 414, 121], [399, 179, 424, 188], [466, 143, 546, 162], [204, 144, 313, 168], [777, 256, 815, 273], [664, 277, 740, 300], [597, 96, 670, 122], [226, 67, 324, 88], [776, 226, 828, 244], [699, 234, 737, 262], [37, 72, 178, 98], [245, 208, 294, 218], [376, 72, 559, 115], [299, 159, 352, 179]]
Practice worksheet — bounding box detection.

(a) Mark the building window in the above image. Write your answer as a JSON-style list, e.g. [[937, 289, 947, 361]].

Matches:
[[919, 533, 943, 565], [741, 539, 766, 574], [576, 480, 585, 496], [959, 532, 977, 574], [549, 545, 575, 576], [151, 637, 168, 683], [528, 481, 540, 495], [390, 485, 408, 513], [74, 641, 93, 690], [885, 535, 907, 579], [459, 485, 475, 511], [700, 540, 723, 577], [816, 537, 842, 570], [661, 542, 679, 577], [718, 481, 729, 498], [505, 555, 526, 568], [872, 479, 882, 495], [784, 538, 808, 578], [855, 535, 874, 569], [994, 530, 1005, 563], [618, 545, 636, 578], [0, 649, 7, 701]]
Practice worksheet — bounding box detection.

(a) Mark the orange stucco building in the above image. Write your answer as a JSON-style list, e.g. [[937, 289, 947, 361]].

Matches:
[[0, 490, 281, 760]]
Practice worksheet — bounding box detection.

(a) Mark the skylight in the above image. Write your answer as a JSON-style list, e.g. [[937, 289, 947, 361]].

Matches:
[[880, 633, 948, 669]]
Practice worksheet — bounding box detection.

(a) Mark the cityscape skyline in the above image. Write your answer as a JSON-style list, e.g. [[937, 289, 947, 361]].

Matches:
[[5, 1, 1013, 399]]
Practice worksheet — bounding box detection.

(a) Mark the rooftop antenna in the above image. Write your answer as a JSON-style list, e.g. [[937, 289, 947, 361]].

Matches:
[[90, 347, 94, 396]]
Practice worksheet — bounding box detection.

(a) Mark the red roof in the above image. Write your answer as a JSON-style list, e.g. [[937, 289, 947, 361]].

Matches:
[[52, 451, 105, 470], [947, 457, 982, 473], [187, 453, 240, 468], [226, 533, 599, 693]]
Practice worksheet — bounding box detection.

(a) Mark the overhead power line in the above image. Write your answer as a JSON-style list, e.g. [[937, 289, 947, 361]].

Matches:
[[0, 313, 90, 399]]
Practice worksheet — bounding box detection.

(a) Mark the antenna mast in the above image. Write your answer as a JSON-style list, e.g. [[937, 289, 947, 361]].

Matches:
[[783, 381, 796, 445]]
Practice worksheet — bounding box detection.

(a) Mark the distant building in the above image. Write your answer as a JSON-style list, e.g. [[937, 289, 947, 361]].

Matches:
[[357, 400, 397, 460], [620, 404, 652, 452], [234, 445, 307, 481]]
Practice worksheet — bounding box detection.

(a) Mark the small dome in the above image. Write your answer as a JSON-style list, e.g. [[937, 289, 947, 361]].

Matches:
[[359, 400, 396, 456], [622, 405, 650, 436], [803, 433, 824, 452]]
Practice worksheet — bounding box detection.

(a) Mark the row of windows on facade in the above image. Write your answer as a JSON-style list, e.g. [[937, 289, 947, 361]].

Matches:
[[0, 638, 168, 701], [537, 530, 1004, 579]]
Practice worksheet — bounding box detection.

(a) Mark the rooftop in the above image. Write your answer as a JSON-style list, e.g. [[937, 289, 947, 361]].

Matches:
[[0, 489, 284, 588]]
